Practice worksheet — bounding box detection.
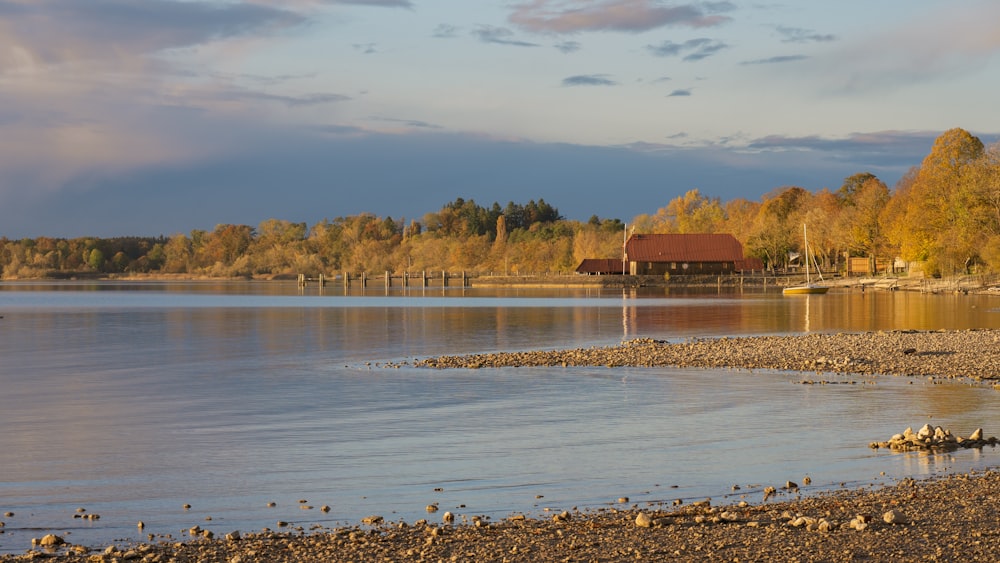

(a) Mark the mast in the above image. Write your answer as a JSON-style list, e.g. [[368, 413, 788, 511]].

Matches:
[[803, 224, 811, 285]]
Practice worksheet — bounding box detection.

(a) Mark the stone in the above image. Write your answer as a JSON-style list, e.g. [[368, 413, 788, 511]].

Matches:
[[883, 509, 908, 524], [442, 512, 455, 524], [634, 512, 653, 528], [39, 534, 65, 546], [970, 428, 984, 441], [226, 531, 241, 542]]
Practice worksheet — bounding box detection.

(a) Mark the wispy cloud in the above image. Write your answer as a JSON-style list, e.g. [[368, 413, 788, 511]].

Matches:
[[667, 89, 691, 96], [472, 25, 540, 47], [368, 116, 443, 129], [775, 26, 835, 43], [555, 40, 582, 53], [741, 54, 808, 65], [353, 42, 378, 54], [324, 0, 413, 7], [432, 24, 460, 38], [0, 0, 306, 70], [646, 38, 727, 61], [509, 0, 732, 34], [823, 4, 1000, 93], [562, 74, 617, 86], [242, 92, 352, 107]]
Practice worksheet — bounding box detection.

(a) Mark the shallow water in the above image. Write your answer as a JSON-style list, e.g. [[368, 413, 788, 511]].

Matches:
[[1, 282, 999, 552]]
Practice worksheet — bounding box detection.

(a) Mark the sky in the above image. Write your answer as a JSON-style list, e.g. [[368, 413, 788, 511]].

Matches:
[[2, 0, 1000, 238]]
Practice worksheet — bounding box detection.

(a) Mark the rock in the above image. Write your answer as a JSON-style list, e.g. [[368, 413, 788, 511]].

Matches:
[[361, 515, 383, 525], [137, 521, 144, 529], [635, 512, 653, 528], [970, 428, 984, 441], [321, 505, 331, 513], [39, 534, 65, 546], [426, 504, 439, 513], [785, 481, 798, 489], [226, 531, 241, 542], [442, 511, 455, 524], [883, 509, 908, 524], [618, 497, 629, 504]]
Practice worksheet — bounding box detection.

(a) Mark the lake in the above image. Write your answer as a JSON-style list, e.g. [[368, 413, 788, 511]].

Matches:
[[1, 281, 1000, 553]]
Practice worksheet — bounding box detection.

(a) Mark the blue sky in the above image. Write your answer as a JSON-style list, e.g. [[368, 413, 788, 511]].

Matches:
[[2, 0, 999, 238]]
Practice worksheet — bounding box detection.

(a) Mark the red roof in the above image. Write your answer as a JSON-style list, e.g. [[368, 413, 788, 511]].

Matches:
[[626, 233, 746, 263], [576, 258, 625, 274]]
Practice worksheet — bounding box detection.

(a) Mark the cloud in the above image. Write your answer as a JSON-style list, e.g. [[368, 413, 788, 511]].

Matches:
[[432, 24, 460, 38], [646, 38, 727, 61], [741, 54, 808, 65], [742, 130, 952, 168], [353, 42, 378, 54], [822, 3, 1000, 93], [472, 25, 540, 47], [239, 91, 352, 107], [562, 74, 617, 86], [324, 0, 413, 7], [509, 0, 732, 34], [0, 0, 306, 70], [367, 116, 443, 129], [667, 89, 691, 96], [1, 126, 950, 238], [555, 40, 582, 53], [775, 26, 835, 43]]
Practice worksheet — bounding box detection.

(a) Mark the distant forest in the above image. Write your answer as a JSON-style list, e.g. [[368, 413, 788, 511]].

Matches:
[[2, 128, 999, 280]]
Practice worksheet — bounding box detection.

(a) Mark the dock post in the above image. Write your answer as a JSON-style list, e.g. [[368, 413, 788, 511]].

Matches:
[[361, 272, 367, 288], [385, 271, 390, 289], [297, 274, 306, 287], [344, 271, 350, 288], [404, 271, 408, 288], [462, 270, 467, 287], [319, 274, 326, 287], [422, 270, 427, 287], [442, 271, 448, 287]]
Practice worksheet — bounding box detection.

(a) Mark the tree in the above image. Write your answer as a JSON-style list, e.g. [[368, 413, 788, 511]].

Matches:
[[896, 128, 986, 275], [87, 248, 105, 271]]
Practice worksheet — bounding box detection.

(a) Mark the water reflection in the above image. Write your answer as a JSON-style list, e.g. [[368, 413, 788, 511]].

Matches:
[[2, 283, 1000, 553]]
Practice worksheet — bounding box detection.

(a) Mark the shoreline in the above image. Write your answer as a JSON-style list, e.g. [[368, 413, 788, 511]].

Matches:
[[4, 469, 1000, 562], [4, 272, 998, 294]]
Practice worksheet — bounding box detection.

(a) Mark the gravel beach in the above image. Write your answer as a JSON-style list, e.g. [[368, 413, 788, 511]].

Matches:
[[5, 329, 1000, 562], [412, 329, 1000, 381]]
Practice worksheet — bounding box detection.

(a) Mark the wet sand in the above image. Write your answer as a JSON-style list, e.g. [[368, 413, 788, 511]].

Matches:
[[4, 330, 1000, 562]]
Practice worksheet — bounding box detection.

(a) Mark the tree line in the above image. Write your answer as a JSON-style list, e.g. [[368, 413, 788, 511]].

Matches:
[[2, 128, 998, 279]]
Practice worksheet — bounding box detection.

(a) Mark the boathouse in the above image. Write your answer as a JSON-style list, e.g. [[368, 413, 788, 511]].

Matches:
[[623, 233, 762, 275]]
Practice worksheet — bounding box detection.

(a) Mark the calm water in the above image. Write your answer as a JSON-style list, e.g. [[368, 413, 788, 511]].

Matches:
[[2, 281, 1000, 552]]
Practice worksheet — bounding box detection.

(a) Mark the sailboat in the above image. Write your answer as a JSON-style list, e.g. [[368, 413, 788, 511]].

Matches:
[[783, 224, 829, 295]]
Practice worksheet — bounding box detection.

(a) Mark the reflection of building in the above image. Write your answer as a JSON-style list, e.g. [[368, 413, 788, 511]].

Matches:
[[624, 233, 762, 276]]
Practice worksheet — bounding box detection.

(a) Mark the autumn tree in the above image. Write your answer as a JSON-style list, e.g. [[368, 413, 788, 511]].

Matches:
[[894, 128, 985, 275]]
